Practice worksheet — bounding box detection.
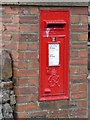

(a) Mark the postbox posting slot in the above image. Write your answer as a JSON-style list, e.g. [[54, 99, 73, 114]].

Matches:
[[44, 20, 66, 29]]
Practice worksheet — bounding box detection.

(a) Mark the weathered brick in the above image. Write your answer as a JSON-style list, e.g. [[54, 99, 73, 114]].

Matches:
[[30, 43, 38, 51], [20, 7, 29, 15], [14, 87, 37, 95], [13, 61, 28, 69], [71, 58, 87, 65], [15, 78, 28, 86], [79, 84, 87, 91], [71, 92, 87, 99], [80, 67, 87, 74], [71, 43, 87, 49], [20, 16, 38, 24], [71, 34, 79, 41], [5, 6, 19, 14], [30, 25, 38, 32], [71, 7, 88, 15], [71, 51, 79, 57], [29, 111, 48, 118], [15, 112, 27, 118], [80, 16, 88, 23], [71, 84, 79, 92], [71, 75, 87, 83], [13, 69, 37, 77], [15, 104, 37, 112], [70, 67, 79, 74], [80, 51, 88, 57], [28, 95, 37, 102], [29, 78, 38, 86], [13, 16, 19, 23], [78, 100, 87, 108], [30, 7, 38, 15], [71, 25, 88, 32], [30, 61, 38, 68], [71, 16, 79, 24], [2, 33, 12, 41], [80, 33, 88, 41], [18, 52, 38, 59], [18, 43, 28, 50], [6, 25, 19, 32], [16, 96, 27, 103], [20, 25, 28, 32]]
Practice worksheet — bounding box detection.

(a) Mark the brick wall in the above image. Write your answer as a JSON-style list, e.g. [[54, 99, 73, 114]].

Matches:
[[1, 6, 88, 118]]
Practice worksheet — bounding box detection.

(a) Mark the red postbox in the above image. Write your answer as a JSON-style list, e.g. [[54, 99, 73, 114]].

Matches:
[[39, 9, 70, 101]]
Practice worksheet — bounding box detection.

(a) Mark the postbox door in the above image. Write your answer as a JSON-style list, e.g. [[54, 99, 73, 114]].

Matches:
[[39, 9, 69, 101]]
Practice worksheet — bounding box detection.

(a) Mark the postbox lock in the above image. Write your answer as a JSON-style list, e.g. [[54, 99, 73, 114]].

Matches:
[[53, 37, 56, 42]]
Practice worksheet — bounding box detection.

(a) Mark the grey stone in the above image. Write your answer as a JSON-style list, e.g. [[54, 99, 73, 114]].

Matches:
[[1, 50, 12, 80], [3, 103, 13, 118], [2, 91, 9, 103], [10, 95, 16, 105]]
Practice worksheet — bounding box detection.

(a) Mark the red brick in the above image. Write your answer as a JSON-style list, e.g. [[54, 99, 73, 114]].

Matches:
[[13, 61, 28, 69], [71, 58, 87, 65], [71, 84, 79, 92], [80, 51, 88, 57], [78, 100, 87, 107], [71, 25, 88, 32], [71, 51, 79, 57], [71, 75, 87, 83], [1, 15, 12, 23], [80, 67, 87, 74], [20, 7, 29, 15], [14, 87, 37, 95], [29, 111, 48, 118], [2, 33, 12, 41], [28, 95, 37, 102], [15, 112, 27, 118], [18, 43, 28, 50], [5, 43, 18, 50], [29, 78, 37, 86], [20, 25, 28, 32], [81, 16, 88, 23], [71, 7, 88, 15], [49, 110, 68, 118], [79, 84, 87, 91], [15, 104, 37, 112], [71, 34, 79, 41], [71, 92, 87, 99], [16, 96, 27, 103], [6, 6, 19, 14], [13, 34, 19, 41], [20, 16, 38, 24], [12, 52, 19, 59], [30, 7, 38, 15], [70, 108, 87, 116], [80, 33, 88, 41], [6, 25, 19, 32], [13, 69, 37, 77], [13, 16, 19, 23], [71, 43, 87, 49], [30, 61, 38, 68], [14, 112, 27, 119], [18, 52, 38, 59], [71, 67, 79, 74], [15, 78, 28, 86], [71, 16, 79, 24], [30, 43, 38, 51], [30, 25, 38, 32]]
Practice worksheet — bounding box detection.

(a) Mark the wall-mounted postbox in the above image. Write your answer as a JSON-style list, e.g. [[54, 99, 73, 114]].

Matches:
[[39, 9, 70, 101]]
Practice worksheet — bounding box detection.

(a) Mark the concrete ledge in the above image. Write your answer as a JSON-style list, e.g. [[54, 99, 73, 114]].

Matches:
[[0, 1, 89, 6]]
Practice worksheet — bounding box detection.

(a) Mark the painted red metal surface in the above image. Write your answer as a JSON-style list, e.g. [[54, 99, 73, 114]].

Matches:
[[39, 9, 70, 101]]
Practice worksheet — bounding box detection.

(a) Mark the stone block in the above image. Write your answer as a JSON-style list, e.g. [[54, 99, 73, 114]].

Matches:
[[1, 50, 12, 80]]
